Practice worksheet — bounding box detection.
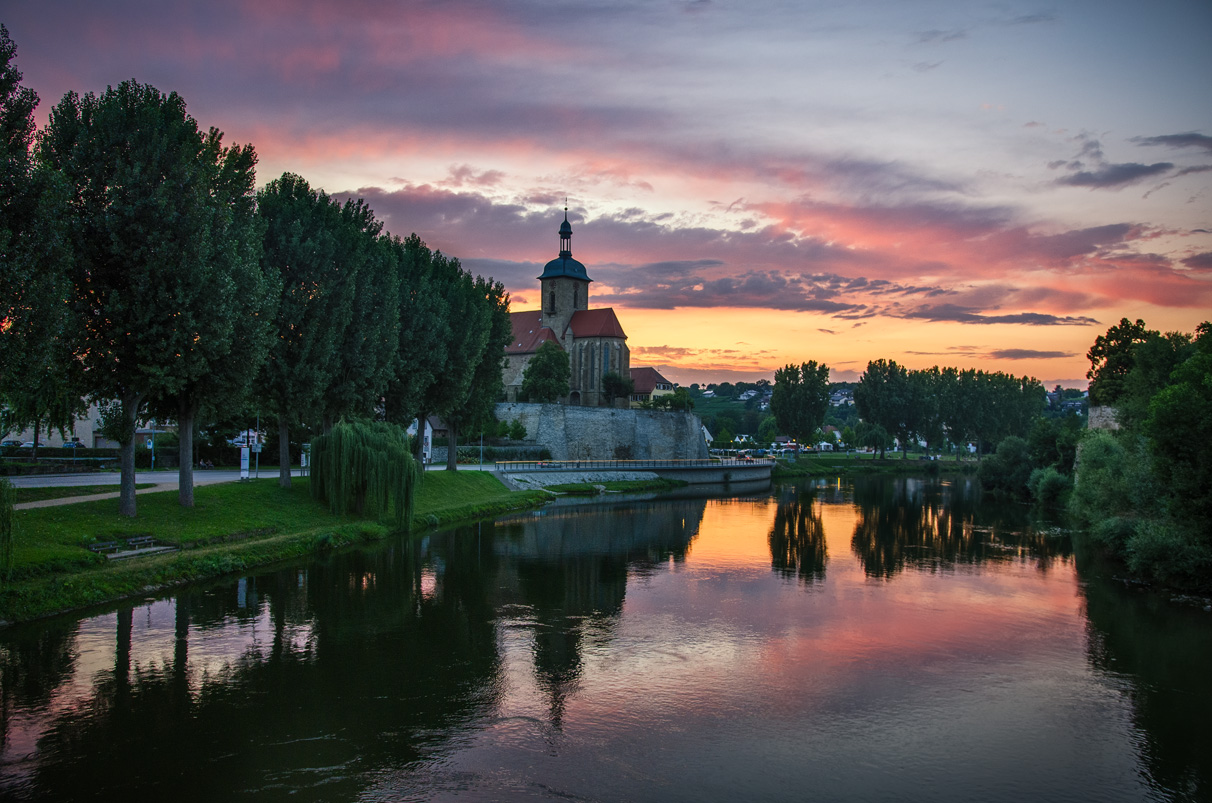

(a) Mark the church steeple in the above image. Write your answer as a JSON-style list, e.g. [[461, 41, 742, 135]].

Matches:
[[537, 205, 591, 282], [559, 205, 572, 257]]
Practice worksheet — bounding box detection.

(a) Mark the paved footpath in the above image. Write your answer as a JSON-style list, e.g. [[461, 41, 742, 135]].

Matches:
[[10, 469, 306, 510], [9, 464, 496, 509]]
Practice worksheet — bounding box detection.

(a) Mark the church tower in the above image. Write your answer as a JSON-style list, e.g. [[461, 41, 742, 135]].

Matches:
[[537, 208, 591, 345]]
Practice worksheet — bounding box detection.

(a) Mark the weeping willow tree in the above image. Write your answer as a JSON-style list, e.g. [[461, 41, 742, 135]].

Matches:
[[0, 478, 14, 583], [310, 420, 420, 528]]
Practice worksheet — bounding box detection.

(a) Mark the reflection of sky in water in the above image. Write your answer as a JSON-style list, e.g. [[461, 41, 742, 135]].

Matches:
[[3, 479, 1201, 802]]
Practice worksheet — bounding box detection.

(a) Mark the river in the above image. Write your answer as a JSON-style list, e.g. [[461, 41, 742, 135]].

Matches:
[[1, 476, 1208, 801]]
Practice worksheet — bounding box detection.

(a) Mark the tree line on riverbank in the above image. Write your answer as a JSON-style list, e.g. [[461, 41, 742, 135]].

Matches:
[[771, 359, 1045, 459], [770, 316, 1212, 591], [1070, 318, 1211, 590], [0, 27, 511, 517]]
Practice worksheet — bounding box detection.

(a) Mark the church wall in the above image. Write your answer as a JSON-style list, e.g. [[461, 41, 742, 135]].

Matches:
[[495, 403, 709, 461]]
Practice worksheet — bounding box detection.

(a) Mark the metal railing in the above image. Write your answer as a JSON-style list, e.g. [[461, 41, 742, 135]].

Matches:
[[495, 458, 776, 472]]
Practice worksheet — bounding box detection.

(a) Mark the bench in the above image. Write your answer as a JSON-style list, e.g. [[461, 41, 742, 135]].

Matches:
[[126, 536, 156, 550], [88, 541, 121, 554]]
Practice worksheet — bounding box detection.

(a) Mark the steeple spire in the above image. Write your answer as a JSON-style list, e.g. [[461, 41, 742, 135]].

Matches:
[[559, 202, 572, 258]]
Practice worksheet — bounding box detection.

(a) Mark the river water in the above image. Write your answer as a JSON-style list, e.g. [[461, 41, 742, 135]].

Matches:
[[1, 476, 1209, 802]]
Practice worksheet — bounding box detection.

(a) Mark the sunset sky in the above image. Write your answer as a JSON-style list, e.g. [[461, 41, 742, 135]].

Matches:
[[6, 0, 1211, 386]]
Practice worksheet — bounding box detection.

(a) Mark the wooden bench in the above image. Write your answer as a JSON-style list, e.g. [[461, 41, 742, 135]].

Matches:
[[125, 536, 156, 550], [88, 541, 121, 554]]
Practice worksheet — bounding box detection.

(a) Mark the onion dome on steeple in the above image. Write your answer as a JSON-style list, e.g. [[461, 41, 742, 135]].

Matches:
[[538, 206, 592, 281]]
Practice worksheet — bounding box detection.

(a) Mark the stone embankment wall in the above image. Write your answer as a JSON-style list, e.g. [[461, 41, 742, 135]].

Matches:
[[494, 403, 709, 461], [1087, 405, 1120, 430]]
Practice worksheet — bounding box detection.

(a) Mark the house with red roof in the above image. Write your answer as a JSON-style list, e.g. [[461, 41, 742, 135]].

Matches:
[[629, 366, 674, 407], [503, 212, 632, 407]]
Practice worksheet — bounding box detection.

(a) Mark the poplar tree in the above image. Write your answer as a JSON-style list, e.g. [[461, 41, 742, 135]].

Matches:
[[0, 26, 78, 454], [771, 361, 830, 447], [39, 81, 254, 515], [430, 267, 490, 470], [149, 131, 274, 507], [443, 276, 511, 465], [382, 234, 451, 433], [256, 173, 358, 487], [854, 359, 911, 458], [319, 200, 399, 427]]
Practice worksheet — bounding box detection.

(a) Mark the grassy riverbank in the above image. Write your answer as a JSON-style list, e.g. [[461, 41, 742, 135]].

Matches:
[[546, 478, 688, 495], [0, 473, 549, 626], [772, 452, 979, 478]]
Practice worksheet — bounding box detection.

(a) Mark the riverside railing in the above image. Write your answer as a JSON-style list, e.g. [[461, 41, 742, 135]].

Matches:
[[495, 458, 776, 472]]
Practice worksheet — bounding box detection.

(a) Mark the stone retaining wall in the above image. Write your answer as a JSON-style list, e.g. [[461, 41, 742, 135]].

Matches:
[[494, 403, 708, 461]]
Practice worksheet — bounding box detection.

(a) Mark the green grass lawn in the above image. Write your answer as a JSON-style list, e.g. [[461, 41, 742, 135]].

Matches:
[[1, 471, 551, 623], [14, 484, 158, 504]]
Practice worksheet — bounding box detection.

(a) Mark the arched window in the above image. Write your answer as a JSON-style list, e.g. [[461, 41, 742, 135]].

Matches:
[[547, 291, 555, 314]]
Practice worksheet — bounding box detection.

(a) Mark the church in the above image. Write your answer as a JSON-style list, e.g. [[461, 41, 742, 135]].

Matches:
[[502, 212, 630, 406]]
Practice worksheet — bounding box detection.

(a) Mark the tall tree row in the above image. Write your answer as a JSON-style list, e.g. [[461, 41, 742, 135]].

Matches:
[[0, 26, 78, 460], [856, 360, 1043, 459], [1, 26, 511, 513], [38, 81, 272, 515]]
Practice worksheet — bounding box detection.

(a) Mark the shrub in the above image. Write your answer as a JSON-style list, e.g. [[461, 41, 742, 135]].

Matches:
[[1090, 516, 1137, 551], [1126, 519, 1212, 591], [1069, 431, 1155, 523], [1028, 466, 1071, 507], [978, 436, 1032, 499]]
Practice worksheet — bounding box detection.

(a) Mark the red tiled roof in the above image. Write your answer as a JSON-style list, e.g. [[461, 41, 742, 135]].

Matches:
[[630, 366, 672, 394], [568, 308, 627, 339], [506, 312, 560, 355]]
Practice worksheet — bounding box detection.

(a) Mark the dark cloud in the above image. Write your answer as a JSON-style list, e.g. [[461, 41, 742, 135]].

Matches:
[[1011, 223, 1137, 261], [899, 304, 1099, 326], [1056, 162, 1173, 189], [987, 349, 1073, 360], [1131, 133, 1212, 154], [1183, 252, 1212, 271], [596, 268, 866, 313]]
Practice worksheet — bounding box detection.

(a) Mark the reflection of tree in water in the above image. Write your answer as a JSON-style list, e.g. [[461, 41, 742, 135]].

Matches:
[[0, 537, 505, 802], [849, 476, 1072, 579], [505, 499, 704, 729], [769, 486, 826, 585], [0, 618, 79, 763], [1079, 539, 1212, 802], [517, 556, 627, 728]]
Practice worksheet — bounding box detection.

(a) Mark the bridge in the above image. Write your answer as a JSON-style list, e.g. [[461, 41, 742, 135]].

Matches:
[[495, 458, 775, 486]]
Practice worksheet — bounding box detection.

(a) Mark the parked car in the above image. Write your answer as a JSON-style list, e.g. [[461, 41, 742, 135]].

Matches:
[[0, 440, 20, 448], [20, 441, 35, 448]]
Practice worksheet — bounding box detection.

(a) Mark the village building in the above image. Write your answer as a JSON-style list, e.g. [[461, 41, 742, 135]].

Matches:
[[503, 212, 633, 407], [629, 366, 674, 407]]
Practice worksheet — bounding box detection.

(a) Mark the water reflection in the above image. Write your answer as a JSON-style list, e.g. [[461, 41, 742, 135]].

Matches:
[[849, 476, 1073, 578], [0, 479, 1207, 802], [1078, 539, 1212, 801], [497, 499, 703, 727], [768, 485, 827, 585]]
